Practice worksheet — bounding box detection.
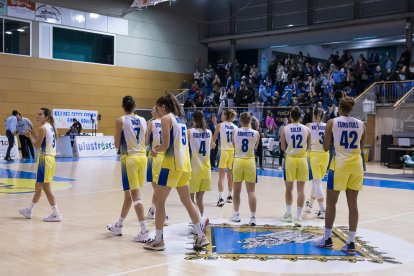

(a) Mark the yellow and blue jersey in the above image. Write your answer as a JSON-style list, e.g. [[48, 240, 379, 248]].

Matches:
[[332, 116, 364, 171], [309, 122, 326, 152], [149, 118, 162, 148], [219, 122, 238, 151], [284, 123, 309, 157], [37, 123, 56, 183], [120, 114, 146, 156], [189, 128, 212, 179], [234, 127, 259, 159], [40, 122, 56, 156], [161, 113, 191, 172]]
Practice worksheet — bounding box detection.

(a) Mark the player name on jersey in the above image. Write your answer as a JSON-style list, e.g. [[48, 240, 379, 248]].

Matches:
[[192, 132, 211, 138], [236, 131, 255, 137], [311, 125, 326, 131], [337, 122, 360, 128], [290, 126, 303, 133]]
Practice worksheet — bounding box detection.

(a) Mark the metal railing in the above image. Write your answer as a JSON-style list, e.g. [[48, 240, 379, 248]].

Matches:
[[351, 81, 414, 121]]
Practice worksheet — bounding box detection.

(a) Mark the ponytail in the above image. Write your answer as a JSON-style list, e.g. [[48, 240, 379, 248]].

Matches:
[[223, 109, 237, 122], [193, 110, 207, 130], [156, 93, 184, 118], [40, 107, 58, 137]]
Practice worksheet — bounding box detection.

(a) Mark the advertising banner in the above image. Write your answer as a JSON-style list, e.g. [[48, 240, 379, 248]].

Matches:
[[0, 136, 20, 159], [35, 3, 62, 24], [7, 0, 35, 20], [74, 136, 117, 157], [53, 109, 98, 130]]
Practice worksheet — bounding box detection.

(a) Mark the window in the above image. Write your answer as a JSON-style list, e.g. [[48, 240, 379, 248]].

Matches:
[[3, 18, 30, 55], [53, 27, 114, 65]]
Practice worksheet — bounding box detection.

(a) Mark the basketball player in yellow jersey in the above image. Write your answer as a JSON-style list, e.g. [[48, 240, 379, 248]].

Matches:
[[144, 94, 209, 251], [18, 108, 61, 222], [145, 106, 168, 224], [314, 97, 365, 255], [305, 108, 329, 219], [280, 106, 311, 227], [230, 113, 260, 226], [212, 109, 238, 207], [107, 96, 151, 243], [188, 111, 212, 217]]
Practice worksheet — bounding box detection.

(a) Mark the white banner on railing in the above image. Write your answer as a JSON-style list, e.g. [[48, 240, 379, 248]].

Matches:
[[74, 136, 116, 157], [53, 109, 98, 130], [0, 136, 20, 159]]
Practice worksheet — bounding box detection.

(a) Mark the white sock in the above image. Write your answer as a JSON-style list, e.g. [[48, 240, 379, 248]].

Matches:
[[194, 220, 205, 238], [219, 192, 223, 199], [324, 228, 332, 240], [228, 192, 232, 197], [251, 212, 256, 218], [51, 205, 59, 214], [116, 217, 125, 227], [347, 231, 356, 243], [139, 220, 147, 234], [286, 205, 292, 215], [318, 201, 325, 212], [29, 202, 36, 211], [233, 211, 240, 216], [155, 229, 163, 241], [296, 207, 303, 219]]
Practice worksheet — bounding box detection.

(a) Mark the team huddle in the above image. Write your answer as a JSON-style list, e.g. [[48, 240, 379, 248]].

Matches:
[[17, 94, 365, 255]]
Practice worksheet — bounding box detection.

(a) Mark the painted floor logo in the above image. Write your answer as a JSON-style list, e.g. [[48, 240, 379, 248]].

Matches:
[[0, 168, 73, 194], [186, 224, 400, 264]]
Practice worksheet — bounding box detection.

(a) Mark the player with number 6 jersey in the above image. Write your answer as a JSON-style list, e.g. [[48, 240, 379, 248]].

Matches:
[[281, 106, 311, 227]]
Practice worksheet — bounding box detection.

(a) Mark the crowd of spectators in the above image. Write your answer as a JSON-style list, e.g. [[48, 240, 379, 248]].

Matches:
[[182, 48, 412, 113]]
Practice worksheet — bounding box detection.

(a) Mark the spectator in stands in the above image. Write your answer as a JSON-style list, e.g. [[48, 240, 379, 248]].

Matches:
[[191, 80, 199, 93], [242, 64, 250, 78], [233, 59, 241, 82], [212, 74, 221, 91], [259, 81, 272, 105], [249, 64, 259, 84], [273, 91, 280, 106], [368, 50, 380, 71], [304, 62, 314, 76], [303, 107, 313, 125], [193, 69, 201, 82], [373, 65, 384, 82], [216, 59, 226, 83], [194, 89, 204, 107], [205, 64, 214, 82], [409, 62, 414, 74], [398, 47, 411, 68], [322, 72, 335, 95], [385, 55, 393, 71], [227, 84, 235, 107], [268, 60, 276, 84], [332, 66, 346, 90], [16, 113, 34, 159], [397, 66, 410, 81], [225, 59, 233, 72], [265, 112, 277, 132], [384, 68, 396, 81]]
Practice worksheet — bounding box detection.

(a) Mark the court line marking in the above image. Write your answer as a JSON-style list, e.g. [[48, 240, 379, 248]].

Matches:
[[359, 211, 414, 224], [0, 188, 120, 202], [107, 260, 182, 276]]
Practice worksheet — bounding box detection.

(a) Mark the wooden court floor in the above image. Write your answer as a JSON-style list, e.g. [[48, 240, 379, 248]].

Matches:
[[0, 158, 413, 275]]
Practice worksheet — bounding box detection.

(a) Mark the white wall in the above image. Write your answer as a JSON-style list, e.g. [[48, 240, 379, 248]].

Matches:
[[116, 9, 207, 74]]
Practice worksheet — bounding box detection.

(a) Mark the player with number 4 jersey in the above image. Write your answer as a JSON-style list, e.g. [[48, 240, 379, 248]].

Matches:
[[188, 111, 212, 217], [281, 106, 311, 227]]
